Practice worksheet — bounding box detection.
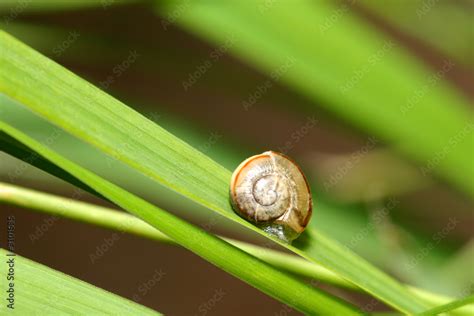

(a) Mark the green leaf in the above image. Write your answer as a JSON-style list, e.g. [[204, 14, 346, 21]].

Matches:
[[3, 181, 474, 316], [0, 180, 355, 289], [358, 0, 474, 67], [0, 83, 456, 280], [416, 295, 474, 316], [156, 1, 474, 198], [0, 30, 427, 313], [0, 180, 350, 288], [0, 130, 103, 197], [0, 248, 160, 315], [0, 123, 360, 315], [3, 182, 473, 316]]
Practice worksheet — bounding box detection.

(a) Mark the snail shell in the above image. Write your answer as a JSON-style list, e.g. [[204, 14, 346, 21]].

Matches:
[[230, 151, 312, 242]]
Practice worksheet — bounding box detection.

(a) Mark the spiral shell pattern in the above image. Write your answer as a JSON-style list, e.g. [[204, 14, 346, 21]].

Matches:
[[230, 151, 312, 241]]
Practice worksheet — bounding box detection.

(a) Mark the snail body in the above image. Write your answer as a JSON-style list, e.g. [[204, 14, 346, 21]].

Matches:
[[230, 151, 312, 243]]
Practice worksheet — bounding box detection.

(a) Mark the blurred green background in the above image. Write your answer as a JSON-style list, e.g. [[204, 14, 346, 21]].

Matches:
[[0, 0, 472, 314]]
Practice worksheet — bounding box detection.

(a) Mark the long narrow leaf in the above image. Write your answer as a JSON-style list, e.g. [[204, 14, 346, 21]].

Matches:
[[0, 181, 353, 291], [2, 181, 473, 316], [0, 30, 427, 313], [0, 121, 360, 315], [156, 1, 474, 198], [417, 295, 474, 316], [0, 248, 160, 315], [0, 130, 102, 197]]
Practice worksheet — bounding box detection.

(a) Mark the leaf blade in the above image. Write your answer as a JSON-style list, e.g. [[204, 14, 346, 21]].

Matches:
[[0, 248, 160, 315], [417, 295, 474, 316], [0, 30, 426, 313], [0, 121, 361, 315], [4, 181, 472, 316], [156, 0, 474, 198]]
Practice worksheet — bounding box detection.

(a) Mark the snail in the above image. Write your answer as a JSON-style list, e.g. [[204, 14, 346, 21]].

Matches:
[[229, 151, 312, 243]]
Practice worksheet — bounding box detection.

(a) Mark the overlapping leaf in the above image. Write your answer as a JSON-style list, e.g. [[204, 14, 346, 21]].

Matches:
[[0, 248, 160, 315], [0, 31, 428, 313], [157, 0, 474, 198]]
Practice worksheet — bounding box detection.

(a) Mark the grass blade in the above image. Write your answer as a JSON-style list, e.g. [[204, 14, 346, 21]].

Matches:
[[0, 91, 456, 283], [0, 180, 353, 290], [0, 248, 160, 315], [417, 295, 474, 316], [2, 181, 473, 316], [156, 1, 474, 198], [0, 30, 427, 313], [358, 0, 473, 67], [0, 130, 102, 197], [0, 121, 361, 315]]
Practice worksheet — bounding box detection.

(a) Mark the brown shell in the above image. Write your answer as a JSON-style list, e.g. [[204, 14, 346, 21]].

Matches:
[[230, 151, 312, 239]]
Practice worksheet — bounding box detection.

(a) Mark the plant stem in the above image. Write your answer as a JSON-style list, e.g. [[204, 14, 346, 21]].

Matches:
[[416, 295, 474, 316], [0, 182, 471, 316]]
